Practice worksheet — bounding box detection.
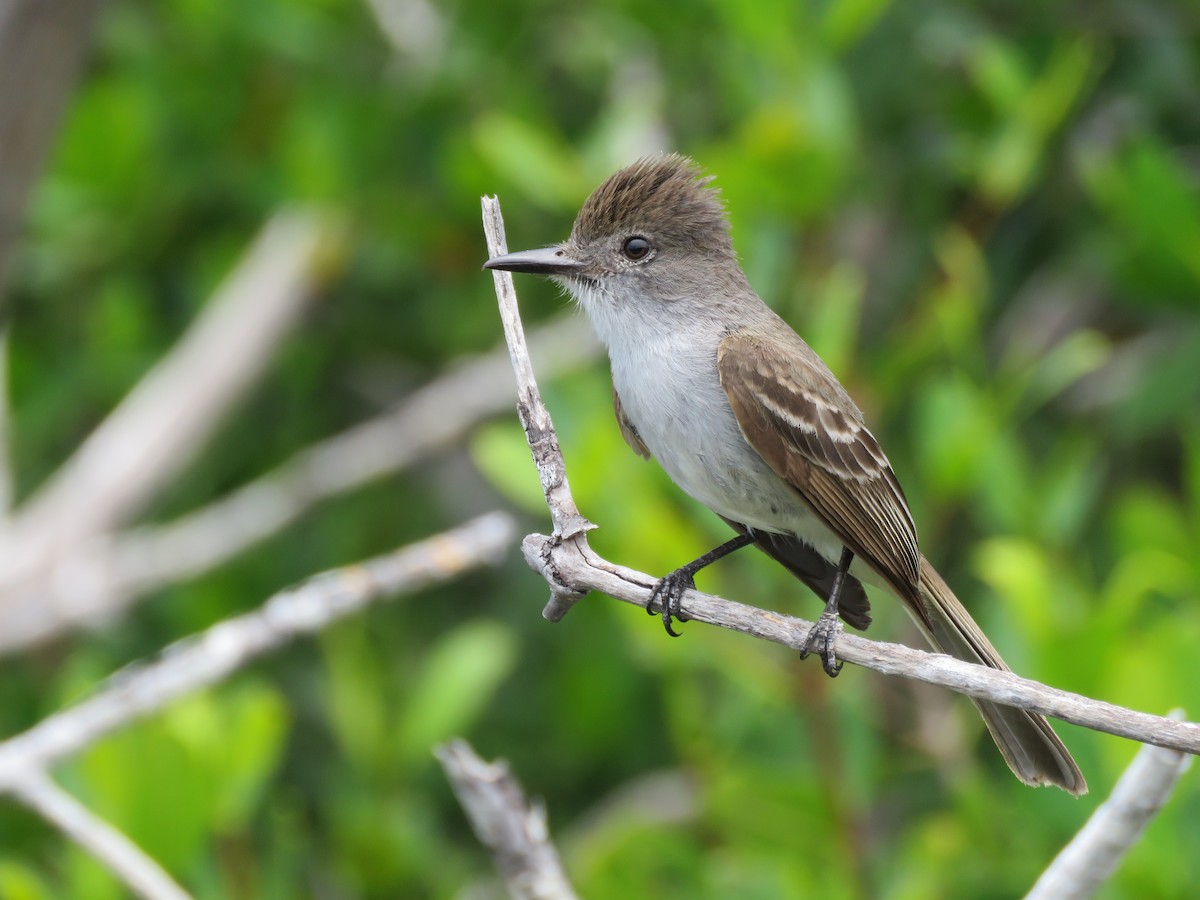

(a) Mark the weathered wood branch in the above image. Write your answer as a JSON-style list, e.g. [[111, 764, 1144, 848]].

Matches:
[[480, 193, 1200, 758], [1028, 715, 1192, 899], [0, 512, 514, 788], [437, 739, 578, 900]]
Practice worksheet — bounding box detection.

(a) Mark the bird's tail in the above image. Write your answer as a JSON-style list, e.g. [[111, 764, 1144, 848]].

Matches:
[[912, 556, 1087, 795]]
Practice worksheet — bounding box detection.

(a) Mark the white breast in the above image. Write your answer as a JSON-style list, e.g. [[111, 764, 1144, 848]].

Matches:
[[606, 324, 830, 540], [576, 284, 888, 592]]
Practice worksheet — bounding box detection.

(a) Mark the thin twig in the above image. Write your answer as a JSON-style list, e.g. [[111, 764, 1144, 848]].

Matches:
[[436, 739, 578, 900], [481, 193, 1200, 759], [482, 197, 594, 622], [1027, 711, 1192, 899], [10, 769, 191, 900], [0, 512, 515, 787]]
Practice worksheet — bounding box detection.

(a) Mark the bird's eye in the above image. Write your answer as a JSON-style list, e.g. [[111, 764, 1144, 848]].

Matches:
[[622, 236, 651, 261]]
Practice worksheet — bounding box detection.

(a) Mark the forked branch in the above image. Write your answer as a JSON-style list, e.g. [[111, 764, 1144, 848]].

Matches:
[[480, 193, 1200, 758]]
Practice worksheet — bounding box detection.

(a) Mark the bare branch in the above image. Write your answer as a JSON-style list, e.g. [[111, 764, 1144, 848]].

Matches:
[[107, 314, 597, 593], [480, 194, 1200, 759], [0, 512, 515, 787], [14, 210, 339, 545], [522, 532, 1200, 754], [0, 329, 12, 516], [0, 0, 102, 293], [0, 315, 596, 657], [1027, 712, 1193, 899], [482, 197, 593, 621], [0, 0, 102, 513], [10, 769, 191, 900], [436, 739, 578, 900], [0, 211, 342, 651]]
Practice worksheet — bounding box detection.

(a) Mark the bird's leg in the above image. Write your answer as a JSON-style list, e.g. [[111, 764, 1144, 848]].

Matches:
[[650, 532, 756, 637], [799, 546, 854, 677]]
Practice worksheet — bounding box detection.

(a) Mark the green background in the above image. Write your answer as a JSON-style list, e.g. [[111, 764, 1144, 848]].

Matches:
[[2, 0, 1199, 897]]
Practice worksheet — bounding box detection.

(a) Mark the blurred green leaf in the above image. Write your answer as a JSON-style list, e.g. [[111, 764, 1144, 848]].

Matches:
[[68, 683, 287, 879], [1078, 137, 1200, 300], [322, 616, 390, 770], [912, 372, 996, 497], [473, 113, 587, 210], [972, 38, 1029, 113], [0, 862, 52, 900], [469, 420, 547, 514], [803, 260, 865, 375], [1003, 329, 1111, 415], [164, 684, 290, 831], [396, 620, 517, 764], [972, 38, 1095, 204], [820, 0, 893, 50], [973, 537, 1054, 633], [928, 226, 987, 353], [72, 718, 214, 872]]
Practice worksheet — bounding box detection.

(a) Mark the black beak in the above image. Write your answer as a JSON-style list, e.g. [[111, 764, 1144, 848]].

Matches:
[[483, 246, 583, 276]]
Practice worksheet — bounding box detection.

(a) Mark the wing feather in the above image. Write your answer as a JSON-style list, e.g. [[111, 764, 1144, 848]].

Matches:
[[613, 385, 651, 460], [718, 331, 921, 604]]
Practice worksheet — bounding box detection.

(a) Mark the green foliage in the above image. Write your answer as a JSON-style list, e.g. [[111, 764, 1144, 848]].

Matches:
[[3, 0, 1199, 897]]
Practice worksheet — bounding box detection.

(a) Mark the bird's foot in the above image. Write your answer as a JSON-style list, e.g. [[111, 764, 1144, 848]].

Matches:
[[799, 610, 844, 677], [648, 569, 695, 637]]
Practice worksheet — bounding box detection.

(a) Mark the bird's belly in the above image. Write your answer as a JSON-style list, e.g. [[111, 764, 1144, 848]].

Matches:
[[658, 435, 889, 590], [613, 358, 841, 554], [610, 349, 893, 591]]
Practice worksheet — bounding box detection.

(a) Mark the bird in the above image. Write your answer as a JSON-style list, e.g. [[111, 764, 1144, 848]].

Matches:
[[485, 153, 1086, 795]]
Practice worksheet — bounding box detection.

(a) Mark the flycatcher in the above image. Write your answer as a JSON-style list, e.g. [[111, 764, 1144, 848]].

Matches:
[[485, 154, 1085, 794]]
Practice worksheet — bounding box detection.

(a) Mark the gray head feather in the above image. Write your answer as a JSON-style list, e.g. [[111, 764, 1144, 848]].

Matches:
[[570, 154, 734, 258]]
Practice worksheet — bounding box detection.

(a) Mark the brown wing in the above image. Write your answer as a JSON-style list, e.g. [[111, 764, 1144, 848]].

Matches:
[[717, 332, 921, 607], [613, 385, 651, 460]]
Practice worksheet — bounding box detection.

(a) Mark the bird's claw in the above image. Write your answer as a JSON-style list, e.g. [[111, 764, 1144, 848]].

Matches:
[[648, 570, 695, 637], [799, 611, 843, 677]]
